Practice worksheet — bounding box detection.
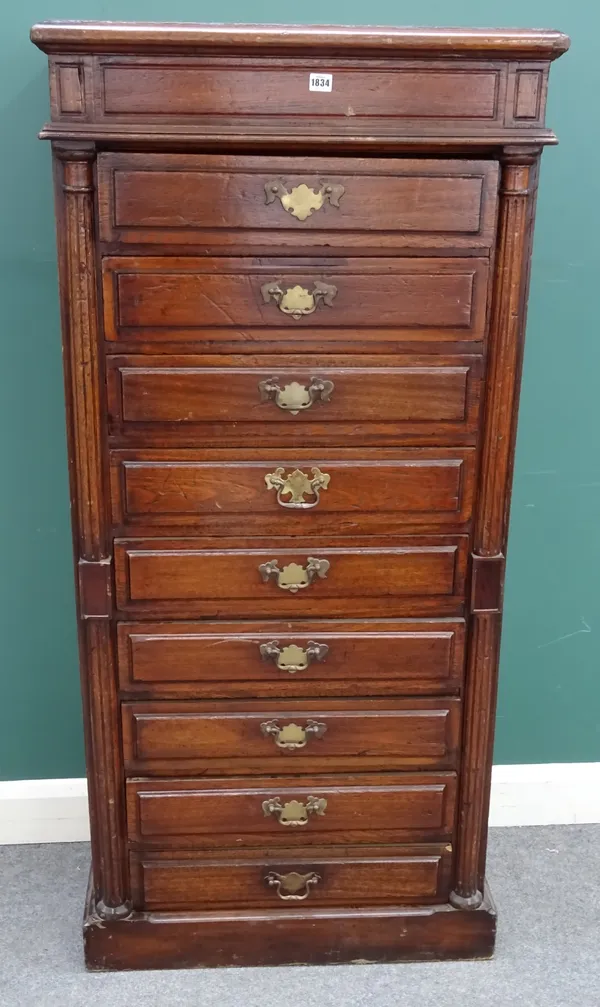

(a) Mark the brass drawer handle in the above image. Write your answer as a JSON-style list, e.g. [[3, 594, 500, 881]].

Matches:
[[265, 467, 330, 509], [260, 719, 327, 750], [264, 179, 345, 221], [265, 871, 321, 901], [258, 376, 334, 414], [258, 557, 330, 593], [259, 640, 329, 674], [262, 796, 327, 826], [260, 281, 337, 319]]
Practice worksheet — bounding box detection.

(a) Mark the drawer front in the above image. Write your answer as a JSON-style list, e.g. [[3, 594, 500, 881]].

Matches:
[[122, 698, 461, 775], [103, 257, 489, 343], [110, 448, 476, 534], [97, 60, 505, 137], [127, 773, 457, 848], [98, 153, 499, 250], [117, 619, 466, 699], [107, 356, 483, 447], [114, 536, 468, 618], [130, 845, 453, 911]]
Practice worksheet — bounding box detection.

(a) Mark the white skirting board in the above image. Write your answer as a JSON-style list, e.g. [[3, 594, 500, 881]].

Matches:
[[0, 764, 599, 844]]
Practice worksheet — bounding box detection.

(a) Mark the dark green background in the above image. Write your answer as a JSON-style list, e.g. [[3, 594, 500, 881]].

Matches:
[[1, 2, 596, 780]]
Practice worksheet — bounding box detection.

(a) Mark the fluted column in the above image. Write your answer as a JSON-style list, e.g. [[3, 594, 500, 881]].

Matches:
[[54, 143, 130, 919], [450, 147, 541, 910]]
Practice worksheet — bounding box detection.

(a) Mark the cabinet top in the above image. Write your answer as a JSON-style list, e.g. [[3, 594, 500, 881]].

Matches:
[[31, 20, 569, 59]]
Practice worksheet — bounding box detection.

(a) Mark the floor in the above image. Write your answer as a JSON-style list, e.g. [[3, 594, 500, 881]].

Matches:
[[1, 825, 599, 1006]]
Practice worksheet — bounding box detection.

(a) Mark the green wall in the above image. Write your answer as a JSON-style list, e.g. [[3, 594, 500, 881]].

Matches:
[[0, 2, 596, 780]]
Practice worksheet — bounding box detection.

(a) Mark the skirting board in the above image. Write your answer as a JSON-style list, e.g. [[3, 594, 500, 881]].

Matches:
[[0, 764, 599, 845]]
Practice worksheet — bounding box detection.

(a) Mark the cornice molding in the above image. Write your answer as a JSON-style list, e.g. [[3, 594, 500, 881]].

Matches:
[[31, 21, 571, 60]]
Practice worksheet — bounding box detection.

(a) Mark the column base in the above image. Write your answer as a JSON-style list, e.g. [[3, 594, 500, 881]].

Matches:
[[83, 871, 497, 971], [95, 899, 133, 921], [449, 889, 484, 910]]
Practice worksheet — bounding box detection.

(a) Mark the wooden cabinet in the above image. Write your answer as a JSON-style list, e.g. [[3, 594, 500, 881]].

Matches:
[[31, 20, 569, 971]]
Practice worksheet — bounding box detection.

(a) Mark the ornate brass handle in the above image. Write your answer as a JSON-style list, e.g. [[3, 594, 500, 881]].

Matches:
[[261, 281, 337, 320], [258, 376, 334, 414], [258, 557, 330, 593], [265, 467, 330, 509], [264, 179, 345, 221], [262, 796, 327, 826], [259, 640, 330, 674], [260, 719, 327, 750], [265, 871, 321, 901]]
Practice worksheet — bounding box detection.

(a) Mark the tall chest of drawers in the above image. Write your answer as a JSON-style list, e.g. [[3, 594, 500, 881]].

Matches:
[[32, 21, 569, 970]]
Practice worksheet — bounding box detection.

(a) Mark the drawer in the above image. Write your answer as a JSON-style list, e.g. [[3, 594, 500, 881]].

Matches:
[[117, 619, 466, 699], [98, 153, 499, 251], [103, 257, 489, 344], [122, 698, 461, 775], [110, 447, 476, 534], [99, 63, 501, 124], [114, 535, 468, 618], [126, 773, 457, 849], [94, 59, 507, 148], [107, 355, 483, 447], [130, 844, 453, 911]]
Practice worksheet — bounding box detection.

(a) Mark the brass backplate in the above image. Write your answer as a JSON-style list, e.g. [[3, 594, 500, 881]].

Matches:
[[258, 557, 331, 593], [275, 723, 307, 747], [270, 798, 310, 825], [260, 282, 338, 320], [259, 640, 330, 673], [265, 466, 330, 508], [265, 870, 321, 900], [265, 180, 345, 221], [278, 562, 311, 591], [260, 719, 327, 749], [262, 795, 328, 825], [258, 376, 334, 413], [273, 382, 312, 411], [282, 184, 324, 220], [280, 285, 317, 316], [277, 643, 310, 671]]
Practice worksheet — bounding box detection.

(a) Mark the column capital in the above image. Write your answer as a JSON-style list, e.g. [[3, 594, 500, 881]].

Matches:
[[52, 140, 96, 162]]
